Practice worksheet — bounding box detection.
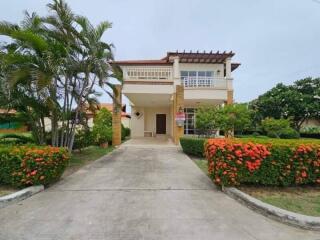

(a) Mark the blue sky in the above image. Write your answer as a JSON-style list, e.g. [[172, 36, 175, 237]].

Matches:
[[1, 0, 320, 104]]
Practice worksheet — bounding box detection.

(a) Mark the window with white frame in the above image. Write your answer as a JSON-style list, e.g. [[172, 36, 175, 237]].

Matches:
[[184, 108, 196, 135], [181, 71, 214, 87]]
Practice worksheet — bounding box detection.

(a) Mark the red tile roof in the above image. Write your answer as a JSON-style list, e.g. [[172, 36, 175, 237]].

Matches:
[[111, 50, 240, 71], [97, 103, 130, 118], [110, 59, 171, 66], [0, 109, 17, 114]]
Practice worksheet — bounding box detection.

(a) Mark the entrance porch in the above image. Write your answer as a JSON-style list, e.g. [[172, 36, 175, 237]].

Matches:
[[130, 105, 173, 139]]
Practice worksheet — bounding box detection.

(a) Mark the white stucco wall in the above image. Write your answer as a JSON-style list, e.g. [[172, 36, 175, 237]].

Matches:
[[131, 107, 145, 137], [130, 106, 172, 137], [144, 107, 172, 136]]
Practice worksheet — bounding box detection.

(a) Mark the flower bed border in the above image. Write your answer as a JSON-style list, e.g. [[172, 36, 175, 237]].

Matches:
[[0, 185, 44, 209], [223, 186, 320, 231]]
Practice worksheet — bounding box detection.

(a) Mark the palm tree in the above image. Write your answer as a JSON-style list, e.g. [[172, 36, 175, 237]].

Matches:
[[0, 0, 120, 150]]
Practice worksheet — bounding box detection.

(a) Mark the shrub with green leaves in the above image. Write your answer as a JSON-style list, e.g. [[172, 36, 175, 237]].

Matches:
[[180, 137, 206, 157], [0, 145, 69, 188], [195, 105, 218, 136], [73, 129, 93, 150], [92, 109, 113, 145], [216, 104, 252, 136], [261, 117, 299, 139], [205, 138, 320, 187]]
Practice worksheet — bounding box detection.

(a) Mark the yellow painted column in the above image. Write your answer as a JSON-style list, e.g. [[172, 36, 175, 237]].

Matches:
[[227, 90, 233, 105], [174, 85, 184, 144], [112, 84, 122, 146]]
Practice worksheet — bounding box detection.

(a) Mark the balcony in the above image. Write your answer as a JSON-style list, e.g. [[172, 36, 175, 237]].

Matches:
[[125, 67, 173, 81], [181, 76, 230, 89]]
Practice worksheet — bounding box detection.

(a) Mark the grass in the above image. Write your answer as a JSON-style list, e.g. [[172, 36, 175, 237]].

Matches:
[[64, 145, 114, 176], [194, 159, 209, 175], [0, 186, 16, 197], [239, 186, 320, 217], [190, 155, 320, 217]]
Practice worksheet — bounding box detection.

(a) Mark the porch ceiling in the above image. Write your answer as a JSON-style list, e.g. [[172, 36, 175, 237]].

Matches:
[[126, 93, 172, 107]]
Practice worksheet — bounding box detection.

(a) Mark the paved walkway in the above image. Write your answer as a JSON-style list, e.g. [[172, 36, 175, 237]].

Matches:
[[0, 142, 319, 239]]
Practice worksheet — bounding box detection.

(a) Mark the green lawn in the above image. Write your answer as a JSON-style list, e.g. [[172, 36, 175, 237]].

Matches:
[[191, 157, 320, 217], [240, 186, 320, 217], [64, 145, 114, 176], [0, 186, 16, 197], [194, 159, 209, 175]]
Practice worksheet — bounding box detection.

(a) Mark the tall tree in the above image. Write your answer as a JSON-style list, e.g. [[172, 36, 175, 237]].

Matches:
[[0, 0, 120, 150], [251, 78, 320, 131]]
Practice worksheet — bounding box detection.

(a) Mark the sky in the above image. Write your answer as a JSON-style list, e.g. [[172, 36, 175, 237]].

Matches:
[[0, 0, 320, 104]]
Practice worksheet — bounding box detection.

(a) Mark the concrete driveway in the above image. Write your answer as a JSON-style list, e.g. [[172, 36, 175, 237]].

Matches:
[[0, 142, 319, 240]]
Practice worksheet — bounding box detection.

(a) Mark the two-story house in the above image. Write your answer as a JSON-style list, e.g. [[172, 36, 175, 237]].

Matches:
[[113, 51, 240, 144]]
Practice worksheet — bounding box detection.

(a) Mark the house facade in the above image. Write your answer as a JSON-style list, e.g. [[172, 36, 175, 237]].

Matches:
[[113, 51, 240, 144]]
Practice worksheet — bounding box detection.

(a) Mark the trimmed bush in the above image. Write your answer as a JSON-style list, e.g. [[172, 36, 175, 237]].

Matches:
[[0, 145, 69, 188], [279, 128, 300, 139], [180, 137, 206, 157], [0, 133, 34, 144], [205, 139, 320, 187]]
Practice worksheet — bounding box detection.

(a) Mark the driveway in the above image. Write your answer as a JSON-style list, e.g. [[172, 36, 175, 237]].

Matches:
[[0, 141, 319, 240]]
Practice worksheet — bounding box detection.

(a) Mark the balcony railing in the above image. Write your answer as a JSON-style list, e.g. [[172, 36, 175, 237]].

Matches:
[[125, 67, 173, 81], [181, 76, 228, 89]]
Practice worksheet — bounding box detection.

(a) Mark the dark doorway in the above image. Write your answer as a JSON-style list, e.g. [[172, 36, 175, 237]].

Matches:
[[156, 114, 166, 134]]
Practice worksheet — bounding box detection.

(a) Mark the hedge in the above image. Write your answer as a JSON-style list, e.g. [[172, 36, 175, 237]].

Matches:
[[205, 139, 320, 187], [180, 137, 206, 157], [0, 145, 69, 188], [0, 133, 34, 144]]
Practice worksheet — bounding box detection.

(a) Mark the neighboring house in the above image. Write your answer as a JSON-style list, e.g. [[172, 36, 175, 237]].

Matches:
[[87, 103, 131, 128], [113, 51, 240, 143], [0, 109, 28, 133], [301, 118, 320, 129]]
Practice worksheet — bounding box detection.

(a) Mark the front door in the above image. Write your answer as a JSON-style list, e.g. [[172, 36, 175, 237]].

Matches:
[[156, 114, 166, 134]]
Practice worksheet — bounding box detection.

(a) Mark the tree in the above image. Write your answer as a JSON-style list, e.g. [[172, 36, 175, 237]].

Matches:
[[0, 0, 120, 151], [251, 78, 320, 131], [195, 105, 219, 136], [216, 104, 252, 137]]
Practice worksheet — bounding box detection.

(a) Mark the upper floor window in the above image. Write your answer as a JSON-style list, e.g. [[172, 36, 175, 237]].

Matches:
[[181, 71, 214, 78]]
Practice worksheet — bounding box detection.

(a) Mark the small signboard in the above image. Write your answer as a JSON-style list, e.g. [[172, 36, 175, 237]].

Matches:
[[175, 112, 185, 127], [175, 112, 186, 121]]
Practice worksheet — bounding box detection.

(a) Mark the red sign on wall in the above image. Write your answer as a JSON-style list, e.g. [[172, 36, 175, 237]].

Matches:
[[175, 112, 186, 121]]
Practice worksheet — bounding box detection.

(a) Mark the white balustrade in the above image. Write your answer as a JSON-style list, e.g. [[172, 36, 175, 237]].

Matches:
[[181, 76, 229, 89], [125, 67, 173, 81]]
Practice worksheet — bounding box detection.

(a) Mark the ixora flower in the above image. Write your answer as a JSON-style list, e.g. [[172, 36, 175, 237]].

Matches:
[[204, 139, 320, 187]]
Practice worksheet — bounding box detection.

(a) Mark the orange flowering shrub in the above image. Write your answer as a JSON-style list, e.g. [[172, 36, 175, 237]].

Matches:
[[0, 145, 69, 188], [205, 139, 320, 187]]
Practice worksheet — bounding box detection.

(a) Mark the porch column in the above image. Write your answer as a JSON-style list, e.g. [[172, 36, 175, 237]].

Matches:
[[112, 84, 122, 146], [227, 90, 233, 104], [173, 85, 184, 144], [225, 57, 233, 105]]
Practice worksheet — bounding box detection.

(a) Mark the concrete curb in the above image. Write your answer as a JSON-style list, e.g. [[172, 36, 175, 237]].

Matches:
[[0, 185, 44, 209], [223, 187, 320, 231]]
